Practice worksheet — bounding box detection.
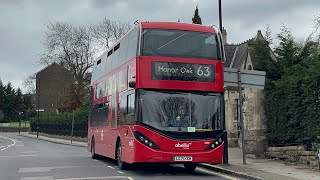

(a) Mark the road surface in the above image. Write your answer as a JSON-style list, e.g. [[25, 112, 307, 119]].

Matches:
[[0, 133, 238, 180]]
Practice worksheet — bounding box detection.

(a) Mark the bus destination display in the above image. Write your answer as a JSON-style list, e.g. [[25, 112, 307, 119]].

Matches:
[[152, 61, 215, 82]]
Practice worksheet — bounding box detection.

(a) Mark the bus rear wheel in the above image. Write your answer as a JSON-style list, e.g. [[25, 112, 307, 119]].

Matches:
[[117, 140, 128, 170], [91, 138, 98, 159], [184, 163, 197, 172]]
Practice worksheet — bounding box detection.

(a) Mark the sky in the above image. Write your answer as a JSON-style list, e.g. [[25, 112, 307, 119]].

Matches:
[[0, 0, 319, 93]]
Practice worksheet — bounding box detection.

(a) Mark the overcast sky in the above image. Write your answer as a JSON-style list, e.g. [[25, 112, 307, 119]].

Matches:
[[0, 0, 319, 93]]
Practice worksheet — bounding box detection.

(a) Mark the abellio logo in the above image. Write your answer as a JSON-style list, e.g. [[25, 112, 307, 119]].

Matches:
[[175, 143, 192, 148]]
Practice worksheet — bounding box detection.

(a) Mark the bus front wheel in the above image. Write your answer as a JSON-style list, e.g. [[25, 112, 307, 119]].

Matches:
[[117, 140, 128, 170], [184, 163, 197, 172]]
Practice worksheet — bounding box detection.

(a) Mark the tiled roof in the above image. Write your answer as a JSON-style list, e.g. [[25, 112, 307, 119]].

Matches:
[[224, 45, 237, 68], [223, 30, 270, 69], [232, 43, 248, 69], [223, 42, 248, 69]]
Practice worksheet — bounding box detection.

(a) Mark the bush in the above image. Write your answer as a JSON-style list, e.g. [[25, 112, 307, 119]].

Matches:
[[30, 105, 88, 137]]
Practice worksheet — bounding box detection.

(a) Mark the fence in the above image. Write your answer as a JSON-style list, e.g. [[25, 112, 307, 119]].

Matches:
[[30, 108, 88, 138], [0, 121, 30, 128]]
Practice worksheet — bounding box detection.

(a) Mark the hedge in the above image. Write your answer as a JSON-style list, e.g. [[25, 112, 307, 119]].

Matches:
[[30, 106, 88, 138]]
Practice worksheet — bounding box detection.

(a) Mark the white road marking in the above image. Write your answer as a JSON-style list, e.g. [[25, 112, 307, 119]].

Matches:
[[20, 151, 39, 154], [20, 176, 54, 180], [0, 154, 38, 158], [19, 166, 107, 173], [56, 176, 130, 180], [197, 167, 240, 180], [128, 177, 134, 180], [19, 167, 52, 173], [107, 165, 115, 169], [0, 135, 17, 151], [117, 170, 124, 174]]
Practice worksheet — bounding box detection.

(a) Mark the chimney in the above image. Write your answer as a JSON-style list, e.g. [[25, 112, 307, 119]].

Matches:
[[222, 27, 227, 45]]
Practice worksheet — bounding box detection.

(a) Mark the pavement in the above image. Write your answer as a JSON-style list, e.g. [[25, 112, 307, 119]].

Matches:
[[201, 148, 320, 180], [19, 132, 320, 180], [22, 132, 87, 147]]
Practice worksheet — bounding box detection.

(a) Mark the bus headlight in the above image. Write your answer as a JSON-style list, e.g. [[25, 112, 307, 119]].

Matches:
[[139, 136, 144, 141], [133, 131, 160, 149], [206, 137, 223, 150]]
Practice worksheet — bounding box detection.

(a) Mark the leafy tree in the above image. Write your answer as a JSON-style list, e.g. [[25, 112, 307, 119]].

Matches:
[[0, 110, 4, 122], [192, 5, 202, 25], [0, 79, 4, 120], [3, 83, 15, 121], [255, 22, 320, 147], [264, 24, 273, 44], [275, 25, 300, 71], [0, 79, 33, 122]]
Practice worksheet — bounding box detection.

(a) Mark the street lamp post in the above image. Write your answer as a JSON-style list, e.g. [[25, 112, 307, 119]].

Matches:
[[71, 110, 75, 143], [218, 0, 229, 164], [18, 111, 21, 135], [37, 78, 40, 138], [218, 0, 222, 32]]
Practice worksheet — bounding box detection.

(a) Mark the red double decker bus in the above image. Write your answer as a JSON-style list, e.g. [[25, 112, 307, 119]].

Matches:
[[88, 21, 225, 171]]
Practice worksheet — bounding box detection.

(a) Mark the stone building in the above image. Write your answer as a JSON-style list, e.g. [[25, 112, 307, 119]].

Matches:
[[223, 29, 274, 156]]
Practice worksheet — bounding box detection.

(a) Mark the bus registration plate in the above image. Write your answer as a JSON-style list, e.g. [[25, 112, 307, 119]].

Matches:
[[173, 156, 193, 161]]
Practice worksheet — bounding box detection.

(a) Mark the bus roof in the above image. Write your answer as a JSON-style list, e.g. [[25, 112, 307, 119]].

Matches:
[[141, 21, 217, 33]]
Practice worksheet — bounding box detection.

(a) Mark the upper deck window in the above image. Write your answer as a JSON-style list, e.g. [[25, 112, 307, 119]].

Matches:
[[141, 29, 221, 60]]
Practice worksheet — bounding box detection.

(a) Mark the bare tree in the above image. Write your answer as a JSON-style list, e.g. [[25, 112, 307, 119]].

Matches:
[[23, 74, 36, 94], [40, 21, 95, 108], [39, 19, 130, 110], [90, 18, 131, 50]]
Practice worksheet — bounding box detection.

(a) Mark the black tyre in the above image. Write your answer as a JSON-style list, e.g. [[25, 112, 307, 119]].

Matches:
[[117, 140, 128, 170], [184, 163, 197, 172], [91, 138, 98, 159]]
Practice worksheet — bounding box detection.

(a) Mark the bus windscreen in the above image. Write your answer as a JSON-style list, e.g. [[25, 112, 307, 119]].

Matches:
[[138, 89, 221, 132], [141, 29, 221, 60]]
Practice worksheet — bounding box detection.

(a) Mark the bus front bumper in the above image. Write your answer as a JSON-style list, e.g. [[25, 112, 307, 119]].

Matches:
[[132, 142, 224, 164]]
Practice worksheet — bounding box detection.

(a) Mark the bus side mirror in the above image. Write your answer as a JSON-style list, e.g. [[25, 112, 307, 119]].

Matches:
[[129, 81, 136, 88]]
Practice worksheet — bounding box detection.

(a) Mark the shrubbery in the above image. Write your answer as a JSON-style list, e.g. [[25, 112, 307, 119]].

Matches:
[[30, 105, 88, 137], [254, 24, 320, 148]]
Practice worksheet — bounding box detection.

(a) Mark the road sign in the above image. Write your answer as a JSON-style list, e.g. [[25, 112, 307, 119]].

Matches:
[[224, 68, 266, 89]]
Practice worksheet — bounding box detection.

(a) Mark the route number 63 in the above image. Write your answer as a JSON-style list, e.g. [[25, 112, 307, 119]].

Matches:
[[197, 66, 210, 77]]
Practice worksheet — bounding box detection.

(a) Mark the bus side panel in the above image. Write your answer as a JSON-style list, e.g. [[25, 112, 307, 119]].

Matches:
[[103, 97, 115, 159], [87, 115, 92, 152], [119, 125, 136, 164], [89, 57, 137, 158], [107, 129, 118, 159]]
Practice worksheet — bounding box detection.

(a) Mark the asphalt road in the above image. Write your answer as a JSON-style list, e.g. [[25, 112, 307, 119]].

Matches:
[[0, 133, 238, 180]]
